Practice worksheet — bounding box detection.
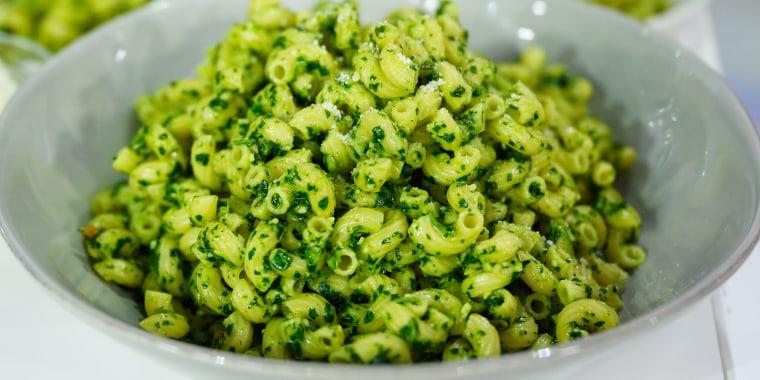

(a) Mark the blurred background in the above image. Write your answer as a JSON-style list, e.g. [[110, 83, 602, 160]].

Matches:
[[709, 1, 760, 379], [713, 0, 760, 125]]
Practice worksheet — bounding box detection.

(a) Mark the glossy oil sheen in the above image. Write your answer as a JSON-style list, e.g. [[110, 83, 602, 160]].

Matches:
[[0, 0, 758, 379]]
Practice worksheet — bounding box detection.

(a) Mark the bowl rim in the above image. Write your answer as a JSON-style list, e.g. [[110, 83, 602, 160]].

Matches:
[[1, 0, 759, 377], [0, 31, 51, 62]]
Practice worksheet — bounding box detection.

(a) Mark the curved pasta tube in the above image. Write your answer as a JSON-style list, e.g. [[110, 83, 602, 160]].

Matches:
[[500, 312, 539, 351], [408, 210, 483, 256], [421, 145, 481, 185], [354, 301, 386, 334], [317, 75, 377, 120], [244, 220, 283, 292], [524, 293, 552, 320], [565, 205, 605, 249], [484, 288, 521, 323], [358, 210, 408, 270], [266, 43, 336, 85], [470, 230, 522, 264], [399, 186, 437, 219], [443, 338, 475, 361], [385, 301, 451, 352], [249, 83, 298, 121], [349, 108, 408, 160], [353, 41, 418, 100], [351, 157, 403, 193], [191, 221, 245, 267], [153, 237, 188, 297], [437, 61, 472, 112], [328, 332, 412, 364], [419, 255, 459, 278], [231, 278, 272, 324], [93, 258, 144, 288], [264, 148, 311, 181], [83, 226, 139, 261], [331, 207, 385, 249], [484, 114, 547, 156], [485, 158, 531, 195], [349, 273, 400, 302], [504, 81, 546, 127], [139, 311, 190, 339], [189, 261, 233, 315], [385, 97, 419, 135], [555, 299, 620, 343], [405, 288, 466, 333], [463, 314, 500, 358], [517, 251, 558, 296], [530, 185, 579, 218], [300, 324, 346, 360], [426, 107, 465, 151], [446, 183, 485, 213], [213, 311, 254, 353], [461, 270, 512, 299], [281, 293, 337, 326], [333, 2, 360, 50], [289, 102, 343, 141], [284, 162, 337, 218], [190, 135, 223, 191], [261, 318, 292, 360]]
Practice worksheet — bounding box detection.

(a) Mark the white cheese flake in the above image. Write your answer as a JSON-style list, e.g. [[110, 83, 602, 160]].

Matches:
[[396, 52, 413, 67], [420, 78, 444, 92], [321, 102, 342, 119], [336, 72, 351, 85]]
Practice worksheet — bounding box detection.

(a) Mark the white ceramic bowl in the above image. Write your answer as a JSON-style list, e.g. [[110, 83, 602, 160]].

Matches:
[[648, 0, 721, 70], [0, 0, 758, 379], [0, 32, 48, 110]]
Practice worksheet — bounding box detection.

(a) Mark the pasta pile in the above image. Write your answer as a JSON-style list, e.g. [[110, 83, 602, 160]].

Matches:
[[81, 0, 646, 363], [0, 0, 151, 52]]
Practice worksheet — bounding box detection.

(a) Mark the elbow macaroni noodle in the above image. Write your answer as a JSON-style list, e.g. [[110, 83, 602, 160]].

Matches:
[[80, 0, 646, 363]]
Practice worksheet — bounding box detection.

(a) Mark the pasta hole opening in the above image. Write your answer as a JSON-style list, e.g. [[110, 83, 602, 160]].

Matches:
[[460, 146, 478, 159], [245, 167, 266, 186], [308, 218, 330, 234], [621, 245, 646, 269], [232, 147, 248, 165], [139, 219, 158, 232], [573, 153, 590, 173], [487, 98, 502, 113], [337, 253, 354, 271], [529, 299, 545, 314], [271, 64, 287, 82], [578, 224, 598, 247], [460, 212, 482, 231]]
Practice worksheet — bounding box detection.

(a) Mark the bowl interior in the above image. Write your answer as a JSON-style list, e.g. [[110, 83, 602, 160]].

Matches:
[[0, 0, 758, 378]]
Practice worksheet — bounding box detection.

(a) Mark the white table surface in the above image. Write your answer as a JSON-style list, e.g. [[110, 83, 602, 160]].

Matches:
[[2, 0, 760, 379]]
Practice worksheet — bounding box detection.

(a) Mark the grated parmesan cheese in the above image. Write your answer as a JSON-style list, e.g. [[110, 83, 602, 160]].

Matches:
[[336, 72, 351, 85], [321, 102, 342, 119], [396, 52, 413, 67], [420, 78, 444, 92]]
